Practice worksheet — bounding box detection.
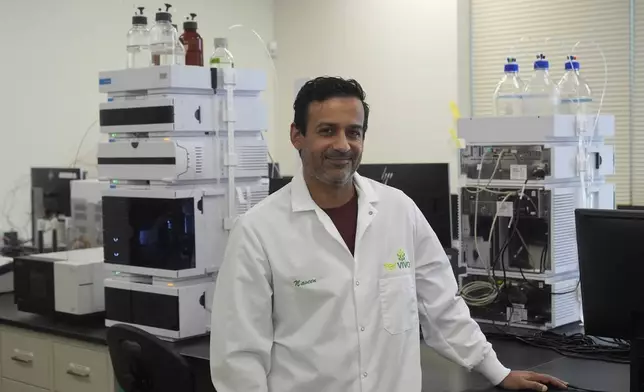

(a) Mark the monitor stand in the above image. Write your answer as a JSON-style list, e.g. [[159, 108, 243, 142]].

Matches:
[[632, 313, 644, 392]]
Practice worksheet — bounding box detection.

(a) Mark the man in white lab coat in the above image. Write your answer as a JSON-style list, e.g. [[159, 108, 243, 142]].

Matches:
[[210, 77, 567, 392]]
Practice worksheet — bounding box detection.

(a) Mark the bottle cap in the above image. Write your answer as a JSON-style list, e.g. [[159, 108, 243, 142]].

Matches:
[[564, 55, 580, 71], [156, 3, 172, 22], [533, 54, 549, 70], [184, 13, 198, 30], [133, 7, 147, 25], [214, 37, 228, 49], [504, 57, 518, 72]]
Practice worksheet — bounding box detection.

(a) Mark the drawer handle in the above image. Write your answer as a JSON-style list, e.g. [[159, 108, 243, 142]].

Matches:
[[11, 349, 34, 364], [66, 363, 91, 378]]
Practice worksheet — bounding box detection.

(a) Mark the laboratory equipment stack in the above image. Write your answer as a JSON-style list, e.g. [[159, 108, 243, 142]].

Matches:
[[95, 63, 269, 339], [457, 54, 615, 330]]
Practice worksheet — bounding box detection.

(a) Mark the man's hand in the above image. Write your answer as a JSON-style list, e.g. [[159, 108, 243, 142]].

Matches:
[[499, 370, 568, 391]]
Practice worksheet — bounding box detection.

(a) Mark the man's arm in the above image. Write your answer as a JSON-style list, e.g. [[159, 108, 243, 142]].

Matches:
[[210, 216, 273, 392], [411, 203, 511, 386]]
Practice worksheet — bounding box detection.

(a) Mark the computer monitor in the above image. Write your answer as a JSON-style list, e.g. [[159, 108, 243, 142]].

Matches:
[[575, 208, 644, 391], [357, 163, 451, 248], [617, 205, 644, 211], [269, 176, 293, 195], [31, 167, 81, 243]]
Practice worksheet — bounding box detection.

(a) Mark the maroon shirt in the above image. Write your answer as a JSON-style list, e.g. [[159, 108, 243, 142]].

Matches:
[[323, 193, 359, 255]]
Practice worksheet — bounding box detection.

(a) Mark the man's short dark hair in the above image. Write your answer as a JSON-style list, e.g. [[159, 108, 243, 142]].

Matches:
[[293, 76, 370, 136]]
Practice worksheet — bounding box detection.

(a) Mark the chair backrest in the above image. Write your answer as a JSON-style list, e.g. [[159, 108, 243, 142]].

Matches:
[[106, 324, 194, 392]]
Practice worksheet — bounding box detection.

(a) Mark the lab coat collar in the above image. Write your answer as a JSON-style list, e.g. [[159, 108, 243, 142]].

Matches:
[[291, 167, 379, 212]]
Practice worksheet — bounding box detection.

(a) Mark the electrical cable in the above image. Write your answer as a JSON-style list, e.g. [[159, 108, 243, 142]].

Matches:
[[565, 384, 610, 392], [513, 226, 580, 295], [473, 150, 503, 276], [463, 179, 576, 317], [485, 329, 630, 364], [460, 152, 520, 307], [490, 190, 524, 306], [461, 159, 506, 305], [495, 181, 579, 295]]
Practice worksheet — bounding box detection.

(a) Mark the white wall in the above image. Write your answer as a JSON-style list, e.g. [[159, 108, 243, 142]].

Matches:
[[273, 0, 470, 187], [0, 0, 274, 238]]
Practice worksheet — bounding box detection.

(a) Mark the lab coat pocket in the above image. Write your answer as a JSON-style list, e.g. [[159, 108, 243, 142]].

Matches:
[[379, 275, 417, 335]]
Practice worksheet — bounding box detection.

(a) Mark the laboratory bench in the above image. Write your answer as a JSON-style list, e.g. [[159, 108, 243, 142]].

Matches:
[[0, 293, 630, 392]]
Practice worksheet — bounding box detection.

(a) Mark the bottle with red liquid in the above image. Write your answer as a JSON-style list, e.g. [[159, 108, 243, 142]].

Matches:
[[180, 13, 203, 66]]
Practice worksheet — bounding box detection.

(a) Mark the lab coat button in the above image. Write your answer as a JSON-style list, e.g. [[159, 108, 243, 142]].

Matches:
[[360, 326, 365, 332], [362, 372, 368, 378], [368, 211, 373, 215], [355, 280, 360, 286]]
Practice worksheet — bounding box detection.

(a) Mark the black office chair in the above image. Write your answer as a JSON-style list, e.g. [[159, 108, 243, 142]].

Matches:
[[107, 324, 195, 392]]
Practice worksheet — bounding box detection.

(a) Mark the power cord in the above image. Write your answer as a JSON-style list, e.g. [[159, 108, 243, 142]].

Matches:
[[485, 329, 630, 364], [566, 384, 611, 392], [459, 150, 511, 306]]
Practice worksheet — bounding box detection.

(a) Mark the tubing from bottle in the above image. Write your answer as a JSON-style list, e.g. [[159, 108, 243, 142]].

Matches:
[[569, 40, 608, 208], [228, 23, 281, 176], [222, 67, 237, 228]]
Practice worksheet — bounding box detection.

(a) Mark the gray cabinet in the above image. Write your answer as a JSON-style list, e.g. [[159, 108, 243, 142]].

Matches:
[[0, 326, 114, 392]]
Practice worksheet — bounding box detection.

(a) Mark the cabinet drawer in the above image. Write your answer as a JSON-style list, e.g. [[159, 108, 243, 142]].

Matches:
[[1, 378, 49, 392], [0, 331, 52, 389], [53, 342, 110, 392]]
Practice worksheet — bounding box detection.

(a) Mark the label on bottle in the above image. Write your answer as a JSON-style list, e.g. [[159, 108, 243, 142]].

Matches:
[[99, 78, 112, 86], [496, 201, 514, 217], [560, 97, 593, 103], [496, 94, 523, 99], [510, 164, 527, 180]]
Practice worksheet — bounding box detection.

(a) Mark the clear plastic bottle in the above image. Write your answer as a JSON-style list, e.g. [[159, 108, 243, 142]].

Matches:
[[126, 7, 151, 68], [493, 58, 525, 116], [172, 24, 185, 65], [558, 56, 593, 116], [149, 3, 178, 66], [209, 38, 234, 68], [523, 54, 560, 116]]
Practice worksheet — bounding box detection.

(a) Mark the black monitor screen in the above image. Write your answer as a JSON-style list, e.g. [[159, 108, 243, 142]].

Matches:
[[31, 168, 81, 218], [269, 176, 293, 195], [575, 208, 644, 339], [357, 163, 451, 248]]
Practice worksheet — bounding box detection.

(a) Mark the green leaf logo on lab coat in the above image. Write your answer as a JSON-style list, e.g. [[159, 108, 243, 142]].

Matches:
[[397, 249, 406, 262], [384, 249, 411, 271], [384, 263, 396, 271]]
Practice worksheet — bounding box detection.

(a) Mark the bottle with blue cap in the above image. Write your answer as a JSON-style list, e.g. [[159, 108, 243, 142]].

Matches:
[[523, 54, 560, 116], [493, 58, 525, 116], [558, 55, 593, 115]]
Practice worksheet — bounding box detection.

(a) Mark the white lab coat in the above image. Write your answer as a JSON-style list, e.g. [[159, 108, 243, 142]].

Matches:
[[210, 170, 511, 392]]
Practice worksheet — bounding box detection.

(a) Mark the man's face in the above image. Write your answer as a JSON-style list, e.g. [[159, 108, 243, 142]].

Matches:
[[291, 97, 365, 187]]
